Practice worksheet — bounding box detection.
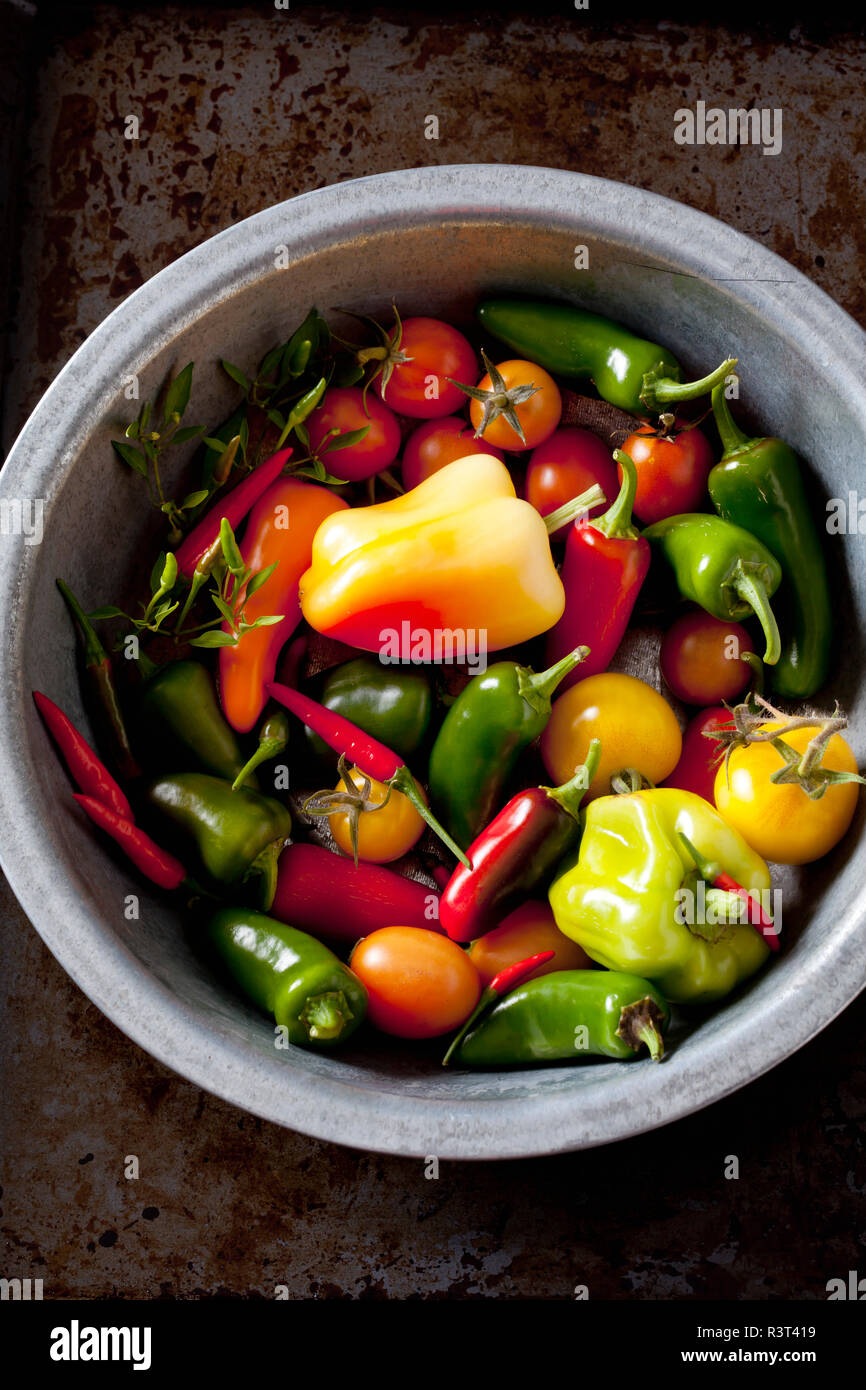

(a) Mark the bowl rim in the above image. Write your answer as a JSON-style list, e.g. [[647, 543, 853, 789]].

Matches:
[[2, 164, 866, 1159]]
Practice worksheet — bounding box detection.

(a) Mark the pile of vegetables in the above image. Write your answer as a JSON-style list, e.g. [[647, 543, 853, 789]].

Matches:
[[37, 298, 864, 1070]]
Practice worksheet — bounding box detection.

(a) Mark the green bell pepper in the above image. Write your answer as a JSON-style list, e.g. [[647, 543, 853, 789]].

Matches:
[[476, 297, 735, 414], [305, 656, 432, 766], [208, 908, 367, 1048], [709, 385, 832, 700], [136, 659, 254, 785], [643, 512, 783, 665], [146, 773, 291, 909], [452, 970, 670, 1067], [549, 788, 772, 1003], [428, 647, 588, 851]]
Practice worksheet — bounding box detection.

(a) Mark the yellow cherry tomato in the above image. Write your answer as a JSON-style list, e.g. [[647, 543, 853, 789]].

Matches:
[[714, 722, 861, 865], [329, 767, 425, 863], [541, 672, 682, 800]]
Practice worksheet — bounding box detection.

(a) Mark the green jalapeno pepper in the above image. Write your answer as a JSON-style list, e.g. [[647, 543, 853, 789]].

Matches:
[[709, 385, 832, 700], [208, 908, 367, 1048], [136, 659, 254, 785], [477, 297, 735, 414], [643, 512, 783, 664], [146, 773, 291, 909], [305, 656, 432, 766], [452, 969, 670, 1066], [232, 709, 290, 790], [428, 646, 589, 850]]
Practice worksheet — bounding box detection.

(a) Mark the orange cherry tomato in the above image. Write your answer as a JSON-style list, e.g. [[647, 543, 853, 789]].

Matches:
[[350, 926, 482, 1038], [660, 610, 755, 705], [401, 417, 504, 491], [469, 359, 561, 452], [468, 901, 592, 987], [328, 767, 425, 864]]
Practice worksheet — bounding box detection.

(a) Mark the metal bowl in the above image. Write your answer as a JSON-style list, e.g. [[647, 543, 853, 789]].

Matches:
[[2, 166, 864, 1159]]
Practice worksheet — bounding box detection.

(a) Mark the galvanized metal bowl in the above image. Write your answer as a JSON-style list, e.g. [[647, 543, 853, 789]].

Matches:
[[1, 166, 864, 1159]]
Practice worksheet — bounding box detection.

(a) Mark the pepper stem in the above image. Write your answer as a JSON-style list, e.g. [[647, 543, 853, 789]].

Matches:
[[232, 735, 286, 791], [596, 451, 641, 539], [616, 997, 666, 1060], [520, 645, 590, 709], [299, 990, 354, 1043], [678, 831, 720, 884], [711, 381, 751, 454], [442, 985, 496, 1067], [542, 738, 602, 820], [641, 356, 737, 412], [543, 484, 606, 535], [731, 563, 781, 665], [389, 766, 471, 867]]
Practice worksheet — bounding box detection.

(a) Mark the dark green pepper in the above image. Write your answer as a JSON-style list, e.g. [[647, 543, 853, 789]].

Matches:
[[136, 659, 254, 786], [477, 297, 735, 414], [146, 773, 290, 909], [428, 646, 588, 850], [208, 908, 367, 1048], [452, 970, 670, 1067], [305, 656, 432, 765], [709, 385, 832, 700], [644, 513, 783, 665]]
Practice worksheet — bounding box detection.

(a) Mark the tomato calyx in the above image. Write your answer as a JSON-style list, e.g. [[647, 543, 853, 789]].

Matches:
[[712, 694, 866, 801], [610, 767, 656, 795], [449, 348, 540, 445], [336, 302, 415, 402], [302, 753, 393, 866]]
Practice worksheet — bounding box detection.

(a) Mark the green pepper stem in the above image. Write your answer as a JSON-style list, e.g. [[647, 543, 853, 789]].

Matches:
[[711, 381, 751, 454], [641, 356, 737, 411], [389, 766, 471, 867], [731, 563, 781, 665], [678, 831, 720, 884], [299, 990, 354, 1043], [543, 738, 602, 821], [543, 484, 606, 535], [442, 985, 496, 1067], [599, 452, 641, 539], [635, 1021, 664, 1062], [232, 735, 286, 791], [521, 645, 590, 707], [56, 578, 108, 667], [617, 996, 666, 1060]]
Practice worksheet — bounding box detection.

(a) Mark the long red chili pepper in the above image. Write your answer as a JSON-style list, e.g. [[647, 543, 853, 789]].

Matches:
[[271, 842, 442, 941], [265, 680, 471, 866], [442, 950, 555, 1066], [56, 579, 140, 780], [34, 691, 133, 821], [73, 795, 187, 890], [678, 831, 779, 952], [544, 450, 650, 689], [175, 447, 292, 579], [441, 740, 602, 942], [662, 706, 734, 804]]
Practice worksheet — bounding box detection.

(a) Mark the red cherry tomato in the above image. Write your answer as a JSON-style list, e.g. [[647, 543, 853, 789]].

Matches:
[[349, 926, 482, 1039], [620, 421, 715, 525], [524, 427, 618, 538], [662, 706, 734, 804], [660, 610, 755, 705], [380, 317, 477, 420], [306, 387, 401, 481], [401, 417, 504, 491]]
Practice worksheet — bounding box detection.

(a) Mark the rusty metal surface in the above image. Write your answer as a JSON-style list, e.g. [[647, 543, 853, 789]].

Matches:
[[2, 3, 865, 1298]]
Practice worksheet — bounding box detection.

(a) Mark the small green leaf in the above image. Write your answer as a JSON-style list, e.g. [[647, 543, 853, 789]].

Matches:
[[221, 360, 250, 391], [181, 489, 209, 510], [257, 344, 285, 382], [112, 440, 149, 476], [294, 421, 310, 450], [267, 409, 286, 431], [125, 420, 139, 439], [150, 599, 179, 625], [210, 593, 236, 626], [243, 561, 278, 599], [250, 614, 284, 628], [325, 424, 370, 452], [163, 362, 194, 425], [87, 605, 127, 621], [149, 551, 167, 592], [172, 423, 205, 444], [190, 630, 238, 648], [139, 400, 152, 431]]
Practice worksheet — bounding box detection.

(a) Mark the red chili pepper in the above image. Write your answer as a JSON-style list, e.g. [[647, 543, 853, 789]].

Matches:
[[271, 842, 442, 941], [265, 680, 470, 866], [440, 740, 602, 943], [442, 949, 555, 1066], [174, 447, 292, 579], [34, 691, 133, 821], [543, 450, 650, 689], [662, 706, 734, 804], [678, 831, 779, 952], [73, 795, 187, 890]]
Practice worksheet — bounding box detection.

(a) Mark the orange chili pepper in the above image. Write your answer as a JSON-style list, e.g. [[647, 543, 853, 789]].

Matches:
[[220, 479, 348, 732]]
